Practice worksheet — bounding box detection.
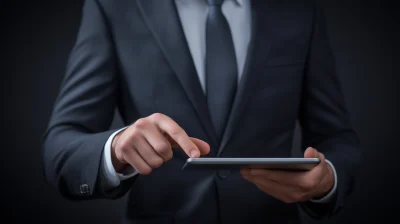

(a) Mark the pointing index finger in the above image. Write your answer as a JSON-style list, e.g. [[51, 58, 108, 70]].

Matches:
[[151, 113, 200, 158]]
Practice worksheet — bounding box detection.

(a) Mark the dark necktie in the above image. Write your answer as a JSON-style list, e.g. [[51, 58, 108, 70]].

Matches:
[[205, 0, 238, 140]]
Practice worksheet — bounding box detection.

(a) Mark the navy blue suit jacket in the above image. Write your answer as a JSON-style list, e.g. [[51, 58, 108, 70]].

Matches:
[[43, 0, 361, 223]]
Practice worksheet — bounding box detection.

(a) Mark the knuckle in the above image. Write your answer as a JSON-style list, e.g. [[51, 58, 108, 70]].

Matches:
[[134, 118, 148, 129], [130, 128, 141, 139], [119, 147, 128, 156], [169, 127, 183, 137], [150, 113, 164, 121], [154, 142, 170, 154], [165, 151, 173, 161], [148, 157, 164, 168], [139, 167, 152, 175], [115, 150, 124, 161], [117, 140, 130, 153]]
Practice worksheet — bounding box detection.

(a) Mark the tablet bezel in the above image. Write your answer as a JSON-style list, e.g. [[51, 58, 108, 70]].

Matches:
[[182, 157, 321, 171]]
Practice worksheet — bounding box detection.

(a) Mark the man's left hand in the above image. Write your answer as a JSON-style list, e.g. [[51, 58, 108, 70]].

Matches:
[[240, 147, 334, 203]]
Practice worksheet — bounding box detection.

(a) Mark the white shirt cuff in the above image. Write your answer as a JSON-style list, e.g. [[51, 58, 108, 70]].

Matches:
[[102, 127, 139, 190], [309, 159, 337, 203]]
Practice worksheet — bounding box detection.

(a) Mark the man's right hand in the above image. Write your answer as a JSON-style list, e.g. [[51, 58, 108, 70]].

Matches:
[[111, 113, 210, 174]]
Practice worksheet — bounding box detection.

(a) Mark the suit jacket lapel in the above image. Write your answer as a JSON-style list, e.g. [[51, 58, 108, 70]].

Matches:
[[136, 0, 219, 148], [217, 1, 273, 156]]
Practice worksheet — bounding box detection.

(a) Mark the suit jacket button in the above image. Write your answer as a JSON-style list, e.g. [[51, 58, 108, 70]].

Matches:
[[80, 184, 90, 195]]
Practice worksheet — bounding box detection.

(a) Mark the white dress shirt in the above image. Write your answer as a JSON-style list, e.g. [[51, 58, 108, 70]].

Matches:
[[101, 0, 337, 203]]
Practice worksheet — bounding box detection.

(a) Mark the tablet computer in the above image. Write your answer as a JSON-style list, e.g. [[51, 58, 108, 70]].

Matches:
[[182, 158, 320, 172]]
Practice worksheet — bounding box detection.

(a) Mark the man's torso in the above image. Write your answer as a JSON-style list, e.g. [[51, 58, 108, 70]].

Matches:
[[99, 0, 315, 223]]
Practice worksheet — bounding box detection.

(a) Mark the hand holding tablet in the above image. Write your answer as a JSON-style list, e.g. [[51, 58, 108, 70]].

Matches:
[[182, 147, 335, 204]]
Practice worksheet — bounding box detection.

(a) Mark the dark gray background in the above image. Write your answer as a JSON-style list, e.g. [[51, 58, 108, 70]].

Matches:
[[0, 0, 397, 223]]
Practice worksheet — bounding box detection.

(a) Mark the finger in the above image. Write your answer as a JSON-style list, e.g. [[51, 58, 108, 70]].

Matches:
[[163, 133, 179, 148], [303, 147, 327, 176], [132, 134, 165, 169], [150, 113, 200, 158], [165, 135, 210, 155], [141, 123, 173, 162], [246, 175, 307, 203], [122, 145, 152, 175], [308, 152, 327, 183], [250, 166, 328, 193], [190, 138, 210, 155], [304, 147, 321, 159], [248, 169, 306, 186]]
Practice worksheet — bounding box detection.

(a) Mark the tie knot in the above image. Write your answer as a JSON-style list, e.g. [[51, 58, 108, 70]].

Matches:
[[207, 0, 224, 6]]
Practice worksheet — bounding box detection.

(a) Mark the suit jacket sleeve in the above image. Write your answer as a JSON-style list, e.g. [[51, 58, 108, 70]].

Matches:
[[298, 2, 361, 220], [42, 0, 136, 200]]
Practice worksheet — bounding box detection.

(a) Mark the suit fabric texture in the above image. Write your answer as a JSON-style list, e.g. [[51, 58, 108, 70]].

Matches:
[[42, 0, 361, 223]]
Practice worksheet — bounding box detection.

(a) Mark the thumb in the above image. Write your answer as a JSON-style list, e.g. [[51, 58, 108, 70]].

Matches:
[[304, 147, 323, 159]]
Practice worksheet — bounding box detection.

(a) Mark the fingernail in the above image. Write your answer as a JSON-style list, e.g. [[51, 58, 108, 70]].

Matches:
[[190, 150, 199, 157]]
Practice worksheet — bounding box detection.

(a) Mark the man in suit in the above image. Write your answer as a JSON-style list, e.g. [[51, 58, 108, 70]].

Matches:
[[42, 0, 361, 223]]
